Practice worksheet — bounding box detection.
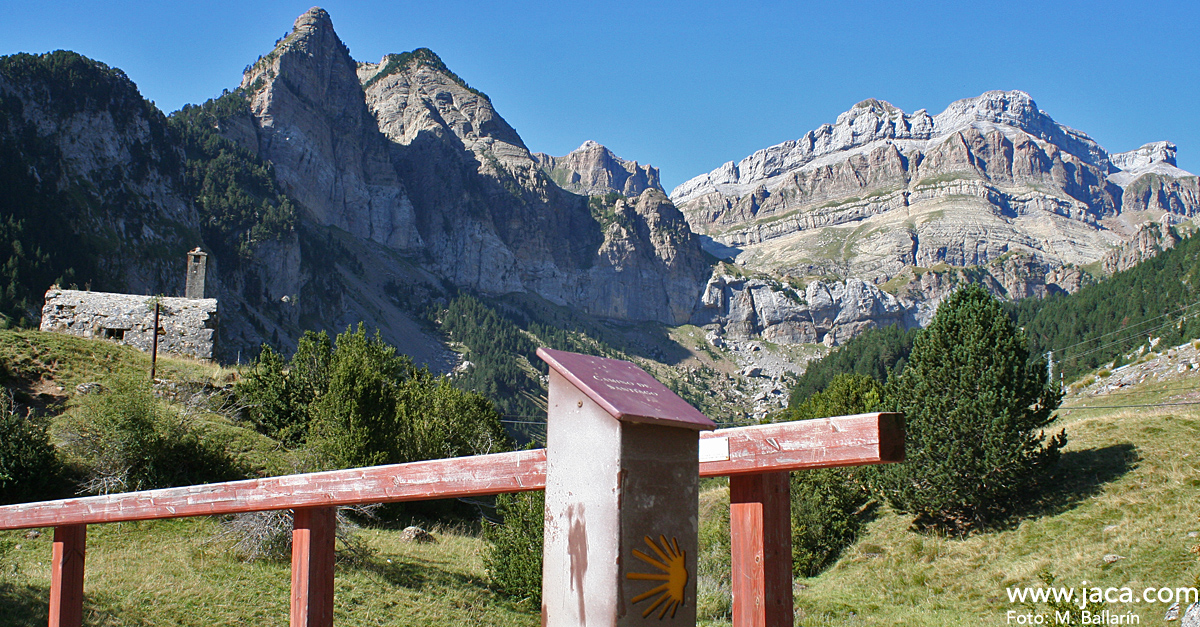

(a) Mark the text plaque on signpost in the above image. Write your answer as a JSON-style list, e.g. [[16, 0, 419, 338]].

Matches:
[[538, 347, 716, 627]]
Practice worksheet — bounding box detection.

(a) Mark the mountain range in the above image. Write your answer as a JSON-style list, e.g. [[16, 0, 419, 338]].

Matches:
[[2, 6, 1198, 368]]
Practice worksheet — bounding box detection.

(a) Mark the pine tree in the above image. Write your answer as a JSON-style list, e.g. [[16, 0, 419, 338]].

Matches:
[[876, 284, 1066, 533]]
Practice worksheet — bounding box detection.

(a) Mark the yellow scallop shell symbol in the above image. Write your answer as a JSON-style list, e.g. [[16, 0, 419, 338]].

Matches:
[[626, 535, 688, 619]]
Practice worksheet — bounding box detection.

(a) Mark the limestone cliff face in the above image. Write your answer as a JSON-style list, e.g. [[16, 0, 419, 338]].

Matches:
[[533, 141, 663, 197], [1100, 222, 1181, 274], [693, 274, 913, 347], [1107, 142, 1200, 216], [229, 8, 708, 324], [673, 92, 1199, 293], [579, 190, 711, 323], [238, 9, 420, 251]]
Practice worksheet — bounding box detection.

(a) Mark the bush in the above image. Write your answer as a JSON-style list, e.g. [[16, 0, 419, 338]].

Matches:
[[485, 491, 544, 605], [305, 325, 508, 471], [209, 506, 377, 565], [874, 285, 1066, 533], [237, 331, 330, 445], [65, 376, 245, 494], [240, 324, 509, 473], [783, 373, 881, 576], [0, 390, 63, 504]]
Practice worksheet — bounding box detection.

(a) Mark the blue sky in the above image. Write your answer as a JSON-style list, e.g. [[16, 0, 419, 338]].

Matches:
[[3, 1, 1198, 191]]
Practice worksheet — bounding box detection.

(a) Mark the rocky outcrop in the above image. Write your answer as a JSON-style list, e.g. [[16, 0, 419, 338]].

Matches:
[[693, 274, 914, 347], [1100, 222, 1181, 274], [533, 141, 663, 197], [578, 189, 711, 323], [1107, 142, 1200, 216], [692, 247, 1099, 347]]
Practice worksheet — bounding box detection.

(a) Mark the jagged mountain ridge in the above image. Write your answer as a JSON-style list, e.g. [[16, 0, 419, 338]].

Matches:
[[6, 8, 1199, 373], [224, 8, 708, 324], [533, 140, 664, 197], [668, 91, 1200, 350], [671, 91, 1199, 290]]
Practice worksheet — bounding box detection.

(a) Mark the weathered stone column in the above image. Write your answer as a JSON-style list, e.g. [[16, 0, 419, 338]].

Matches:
[[538, 348, 715, 626]]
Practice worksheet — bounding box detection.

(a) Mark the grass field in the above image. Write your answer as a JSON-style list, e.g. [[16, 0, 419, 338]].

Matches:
[[1, 519, 539, 627], [2, 331, 1199, 625]]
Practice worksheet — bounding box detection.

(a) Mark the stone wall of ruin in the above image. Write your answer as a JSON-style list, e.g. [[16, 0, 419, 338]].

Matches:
[[39, 289, 218, 360]]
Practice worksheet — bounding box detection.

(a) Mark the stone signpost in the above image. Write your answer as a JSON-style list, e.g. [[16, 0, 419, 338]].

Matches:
[[538, 347, 716, 626]]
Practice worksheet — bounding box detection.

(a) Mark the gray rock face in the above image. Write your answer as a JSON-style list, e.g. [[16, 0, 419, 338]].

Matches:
[[1110, 141, 1177, 170], [672, 91, 1200, 307], [533, 141, 663, 197], [41, 289, 218, 360], [693, 275, 913, 346], [230, 8, 708, 324], [1101, 222, 1180, 274], [577, 190, 711, 323], [239, 8, 421, 252]]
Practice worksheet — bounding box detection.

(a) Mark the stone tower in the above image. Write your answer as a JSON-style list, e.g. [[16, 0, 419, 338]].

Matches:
[[185, 248, 208, 299]]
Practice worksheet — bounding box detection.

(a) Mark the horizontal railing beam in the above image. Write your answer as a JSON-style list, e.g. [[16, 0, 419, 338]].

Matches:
[[698, 412, 904, 476], [0, 449, 547, 530], [0, 412, 902, 531]]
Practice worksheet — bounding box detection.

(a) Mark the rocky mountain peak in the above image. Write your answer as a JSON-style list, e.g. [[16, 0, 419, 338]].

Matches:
[[358, 48, 525, 153], [934, 90, 1107, 166], [852, 98, 902, 114], [670, 89, 1112, 205], [935, 90, 1040, 129], [1112, 141, 1178, 170], [533, 141, 663, 197], [294, 6, 334, 32], [235, 6, 421, 251]]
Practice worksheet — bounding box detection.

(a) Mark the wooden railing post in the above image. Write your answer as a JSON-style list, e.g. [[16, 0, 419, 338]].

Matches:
[[49, 524, 86, 627], [730, 472, 792, 627], [291, 507, 336, 627]]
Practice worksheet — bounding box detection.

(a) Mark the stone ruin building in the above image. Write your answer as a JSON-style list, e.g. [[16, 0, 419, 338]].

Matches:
[[39, 249, 218, 360]]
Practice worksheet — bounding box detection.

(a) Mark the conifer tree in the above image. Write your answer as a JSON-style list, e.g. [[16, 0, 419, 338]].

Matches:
[[876, 284, 1065, 532]]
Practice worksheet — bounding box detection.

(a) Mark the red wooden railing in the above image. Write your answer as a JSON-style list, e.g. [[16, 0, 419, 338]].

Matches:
[[0, 412, 903, 627]]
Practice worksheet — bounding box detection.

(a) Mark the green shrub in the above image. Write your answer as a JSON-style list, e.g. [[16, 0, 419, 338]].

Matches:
[[790, 469, 870, 577], [237, 331, 331, 445], [786, 324, 917, 406], [65, 376, 245, 494], [783, 373, 881, 576], [239, 325, 508, 474], [875, 285, 1066, 533], [485, 490, 544, 605], [0, 390, 63, 504]]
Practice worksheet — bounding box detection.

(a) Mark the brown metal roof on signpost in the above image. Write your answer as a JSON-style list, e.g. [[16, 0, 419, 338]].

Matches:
[[536, 347, 716, 430]]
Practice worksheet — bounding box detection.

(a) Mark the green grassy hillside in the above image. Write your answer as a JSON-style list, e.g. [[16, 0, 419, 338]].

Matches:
[[2, 331, 1199, 626], [0, 329, 542, 626], [698, 344, 1200, 626]]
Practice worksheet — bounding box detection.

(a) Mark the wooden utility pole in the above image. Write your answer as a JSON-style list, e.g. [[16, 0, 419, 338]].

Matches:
[[150, 300, 160, 381]]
